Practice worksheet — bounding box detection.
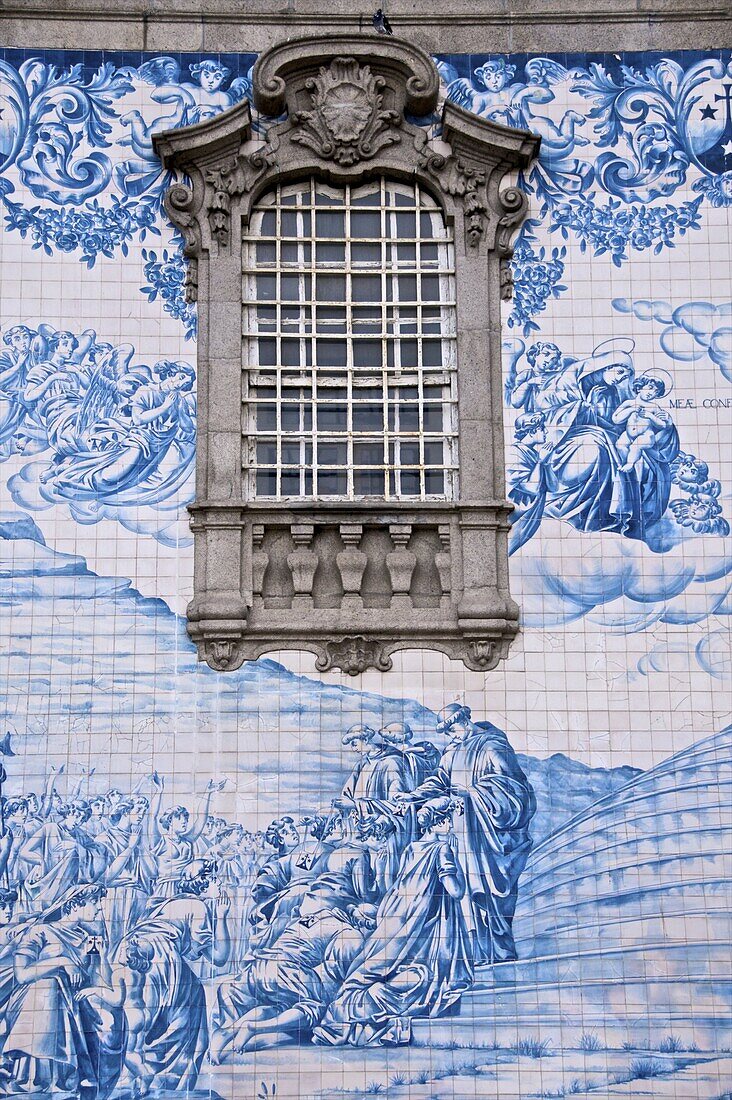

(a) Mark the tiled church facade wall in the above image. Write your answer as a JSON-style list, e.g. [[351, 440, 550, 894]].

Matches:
[[0, 4, 729, 1097]]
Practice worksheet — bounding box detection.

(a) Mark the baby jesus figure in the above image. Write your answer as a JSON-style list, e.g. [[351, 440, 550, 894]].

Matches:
[[612, 373, 673, 473]]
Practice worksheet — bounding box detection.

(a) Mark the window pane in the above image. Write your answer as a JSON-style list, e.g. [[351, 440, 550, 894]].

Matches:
[[355, 470, 386, 495], [244, 177, 458, 501]]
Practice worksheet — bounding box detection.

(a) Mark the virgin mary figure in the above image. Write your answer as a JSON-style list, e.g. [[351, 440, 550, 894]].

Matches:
[[509, 338, 679, 552]]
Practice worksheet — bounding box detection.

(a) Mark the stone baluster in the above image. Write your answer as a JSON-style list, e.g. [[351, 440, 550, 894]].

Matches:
[[387, 523, 416, 610], [435, 523, 452, 608], [287, 523, 318, 608], [336, 524, 367, 610], [251, 524, 268, 607]]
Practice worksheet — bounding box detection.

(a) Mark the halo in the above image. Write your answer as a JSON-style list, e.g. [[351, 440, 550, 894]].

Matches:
[[636, 367, 674, 397], [591, 336, 636, 358]]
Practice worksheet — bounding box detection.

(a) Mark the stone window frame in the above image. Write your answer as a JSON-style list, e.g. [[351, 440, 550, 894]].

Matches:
[[154, 34, 540, 675]]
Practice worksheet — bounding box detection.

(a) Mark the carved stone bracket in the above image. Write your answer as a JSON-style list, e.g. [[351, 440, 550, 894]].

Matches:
[[422, 151, 488, 248], [496, 185, 530, 300], [202, 638, 247, 673], [163, 183, 201, 302], [315, 636, 394, 676], [466, 638, 500, 671], [204, 143, 278, 248]]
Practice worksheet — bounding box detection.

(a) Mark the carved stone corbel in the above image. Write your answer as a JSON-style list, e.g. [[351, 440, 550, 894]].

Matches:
[[162, 183, 202, 303], [496, 185, 530, 300], [421, 151, 488, 248], [315, 636, 394, 676], [203, 142, 279, 248]]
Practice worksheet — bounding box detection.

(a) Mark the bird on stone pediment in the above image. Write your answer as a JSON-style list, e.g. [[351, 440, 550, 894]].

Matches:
[[372, 8, 393, 34]]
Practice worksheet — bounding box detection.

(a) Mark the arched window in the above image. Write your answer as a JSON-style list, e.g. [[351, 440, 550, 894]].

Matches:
[[156, 34, 540, 674], [244, 178, 457, 501]]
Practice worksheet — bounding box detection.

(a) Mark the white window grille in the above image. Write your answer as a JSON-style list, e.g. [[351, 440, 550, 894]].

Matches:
[[243, 178, 458, 501]]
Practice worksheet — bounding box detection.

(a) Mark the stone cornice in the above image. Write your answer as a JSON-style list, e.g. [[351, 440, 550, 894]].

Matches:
[[0, 1, 727, 19], [0, 3, 728, 54]]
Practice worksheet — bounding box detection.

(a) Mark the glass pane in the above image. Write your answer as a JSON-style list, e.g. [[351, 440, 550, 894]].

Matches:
[[280, 405, 301, 431], [351, 242, 381, 266], [317, 404, 348, 431], [353, 341, 381, 370], [355, 470, 386, 495], [315, 340, 347, 367], [425, 469, 445, 494], [245, 177, 457, 501], [256, 274, 277, 301], [399, 404, 419, 431], [396, 471, 420, 495], [256, 470, 278, 494], [256, 241, 276, 264], [256, 404, 277, 430], [280, 470, 302, 495], [352, 275, 381, 303], [316, 241, 346, 264], [354, 443, 384, 465], [258, 339, 276, 366], [318, 470, 347, 495], [353, 403, 383, 431], [399, 443, 420, 466], [256, 442, 277, 464], [318, 443, 347, 465], [351, 210, 381, 238], [315, 210, 345, 237], [423, 405, 444, 432], [316, 274, 346, 301], [281, 442, 303, 465]]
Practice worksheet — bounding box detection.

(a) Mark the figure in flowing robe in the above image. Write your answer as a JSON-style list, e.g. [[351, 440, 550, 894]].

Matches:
[[247, 817, 306, 948], [146, 775, 223, 901], [333, 725, 417, 892], [97, 796, 156, 950], [0, 326, 39, 455], [0, 887, 20, 1025], [2, 883, 125, 1099], [211, 881, 371, 1059], [40, 359, 196, 511], [509, 338, 680, 552], [398, 705, 535, 966], [377, 722, 441, 842], [117, 859, 230, 1094], [19, 801, 107, 912], [509, 340, 582, 438], [314, 796, 473, 1047], [22, 329, 96, 455]]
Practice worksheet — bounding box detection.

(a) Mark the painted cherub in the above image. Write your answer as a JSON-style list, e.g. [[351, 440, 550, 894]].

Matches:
[[118, 58, 251, 186], [441, 58, 521, 124], [612, 371, 674, 473]]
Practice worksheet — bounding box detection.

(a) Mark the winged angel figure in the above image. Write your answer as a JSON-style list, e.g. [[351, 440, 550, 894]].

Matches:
[[115, 57, 251, 198], [439, 56, 593, 199]]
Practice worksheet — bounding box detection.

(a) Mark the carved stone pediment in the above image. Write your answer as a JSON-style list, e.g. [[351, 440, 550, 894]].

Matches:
[[289, 57, 401, 166], [153, 35, 540, 675]]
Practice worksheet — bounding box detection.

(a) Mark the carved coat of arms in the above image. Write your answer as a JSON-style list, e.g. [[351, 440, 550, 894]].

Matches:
[[291, 57, 401, 166]]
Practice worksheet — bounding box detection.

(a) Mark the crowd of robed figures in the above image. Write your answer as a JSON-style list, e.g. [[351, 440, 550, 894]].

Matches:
[[0, 704, 535, 1097]]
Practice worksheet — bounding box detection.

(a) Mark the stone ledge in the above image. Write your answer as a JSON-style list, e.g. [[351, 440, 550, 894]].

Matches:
[[0, 4, 727, 54]]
